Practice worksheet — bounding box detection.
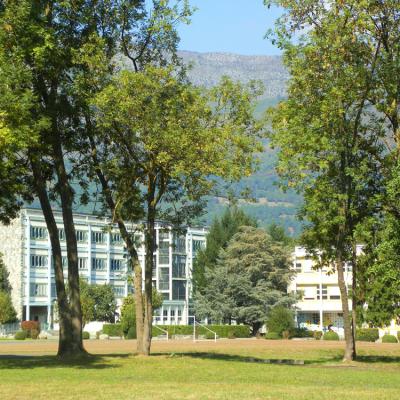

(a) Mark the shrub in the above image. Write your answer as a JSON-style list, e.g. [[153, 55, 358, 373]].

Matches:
[[265, 332, 281, 340], [266, 307, 295, 336], [292, 328, 313, 338], [21, 320, 40, 332], [14, 330, 27, 340], [356, 328, 379, 342], [31, 329, 40, 340], [82, 331, 90, 340], [313, 331, 323, 340], [382, 334, 398, 343], [323, 331, 340, 341], [120, 295, 136, 338], [102, 323, 123, 337], [227, 331, 236, 339], [126, 326, 136, 339]]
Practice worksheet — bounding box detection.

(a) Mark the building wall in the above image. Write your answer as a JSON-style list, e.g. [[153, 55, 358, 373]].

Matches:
[[289, 246, 354, 331], [0, 208, 206, 327], [0, 215, 24, 319]]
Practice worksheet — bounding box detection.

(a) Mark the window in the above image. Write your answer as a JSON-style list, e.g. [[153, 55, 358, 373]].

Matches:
[[31, 255, 48, 268], [329, 286, 341, 300], [78, 257, 88, 270], [92, 231, 106, 244], [30, 226, 47, 240], [345, 263, 353, 272], [295, 263, 302, 272], [158, 231, 170, 265], [30, 283, 47, 297], [173, 234, 186, 253], [127, 285, 134, 294], [192, 239, 204, 256], [163, 308, 168, 322], [112, 285, 125, 298], [159, 268, 169, 290], [51, 283, 56, 298], [92, 258, 106, 271], [317, 285, 328, 300], [76, 230, 88, 243], [162, 292, 169, 300], [172, 255, 186, 278], [58, 228, 65, 241], [301, 286, 316, 300], [111, 233, 123, 245], [172, 281, 186, 300], [62, 256, 68, 267], [111, 259, 123, 272]]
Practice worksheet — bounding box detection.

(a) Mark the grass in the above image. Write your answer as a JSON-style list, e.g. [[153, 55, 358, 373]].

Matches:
[[1, 339, 400, 399]]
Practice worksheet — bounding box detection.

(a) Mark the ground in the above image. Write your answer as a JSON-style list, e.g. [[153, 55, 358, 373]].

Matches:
[[1, 339, 400, 399]]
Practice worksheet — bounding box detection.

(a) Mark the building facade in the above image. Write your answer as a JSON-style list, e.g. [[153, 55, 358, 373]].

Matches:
[[0, 208, 206, 327], [289, 246, 355, 332]]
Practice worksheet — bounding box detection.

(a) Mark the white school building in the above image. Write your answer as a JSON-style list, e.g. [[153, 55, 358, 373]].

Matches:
[[0, 208, 206, 328]]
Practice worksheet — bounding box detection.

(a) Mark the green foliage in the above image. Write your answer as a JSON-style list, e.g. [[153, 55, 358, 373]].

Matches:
[[82, 332, 90, 340], [102, 324, 123, 337], [313, 331, 323, 341], [382, 334, 398, 344], [14, 330, 27, 340], [356, 329, 379, 343], [323, 331, 340, 341], [193, 207, 257, 293], [195, 226, 294, 334], [265, 332, 281, 340], [84, 282, 117, 323], [0, 290, 16, 324], [120, 295, 136, 338], [126, 327, 136, 340], [30, 329, 39, 340], [204, 332, 216, 340], [0, 254, 11, 293], [266, 307, 295, 336]]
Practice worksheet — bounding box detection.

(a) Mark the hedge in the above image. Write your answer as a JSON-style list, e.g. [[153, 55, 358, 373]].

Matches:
[[292, 328, 313, 338], [356, 328, 379, 342], [323, 331, 340, 341], [265, 332, 281, 340], [126, 326, 136, 339], [151, 325, 250, 338], [382, 334, 398, 343], [15, 330, 27, 340], [102, 323, 123, 337]]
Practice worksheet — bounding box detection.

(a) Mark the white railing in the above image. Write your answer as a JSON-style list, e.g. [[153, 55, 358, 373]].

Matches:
[[152, 324, 169, 340], [189, 317, 217, 342]]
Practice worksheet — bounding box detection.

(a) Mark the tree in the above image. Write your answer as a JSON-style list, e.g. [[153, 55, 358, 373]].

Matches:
[[266, 0, 385, 361], [0, 0, 192, 358], [195, 226, 294, 335], [0, 291, 17, 324], [193, 207, 257, 293], [0, 254, 11, 293], [91, 67, 263, 355]]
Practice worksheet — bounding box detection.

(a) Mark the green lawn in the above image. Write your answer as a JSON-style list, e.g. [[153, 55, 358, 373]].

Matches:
[[0, 339, 399, 399]]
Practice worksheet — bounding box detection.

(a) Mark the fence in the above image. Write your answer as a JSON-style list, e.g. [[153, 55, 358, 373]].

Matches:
[[0, 322, 20, 336]]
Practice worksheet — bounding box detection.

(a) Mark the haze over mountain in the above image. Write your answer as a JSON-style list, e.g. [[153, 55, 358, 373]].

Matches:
[[179, 51, 302, 235]]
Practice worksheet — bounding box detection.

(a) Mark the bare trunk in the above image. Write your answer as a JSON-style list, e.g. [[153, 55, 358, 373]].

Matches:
[[351, 243, 357, 359], [337, 251, 354, 362], [52, 139, 85, 356], [142, 208, 155, 356], [88, 136, 144, 353], [30, 156, 74, 357]]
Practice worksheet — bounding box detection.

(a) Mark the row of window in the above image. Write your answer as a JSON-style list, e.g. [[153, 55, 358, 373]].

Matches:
[[30, 255, 126, 271], [299, 285, 342, 301], [294, 262, 352, 273], [25, 283, 128, 298]]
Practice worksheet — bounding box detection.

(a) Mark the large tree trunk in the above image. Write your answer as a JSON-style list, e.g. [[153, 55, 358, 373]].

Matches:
[[30, 156, 75, 357], [88, 137, 144, 353], [52, 139, 85, 356], [337, 250, 355, 362]]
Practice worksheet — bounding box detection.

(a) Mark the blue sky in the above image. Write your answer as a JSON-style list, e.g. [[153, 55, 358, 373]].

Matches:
[[177, 0, 282, 55]]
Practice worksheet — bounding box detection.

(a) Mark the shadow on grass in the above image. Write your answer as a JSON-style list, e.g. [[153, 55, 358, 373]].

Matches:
[[0, 353, 131, 370], [356, 355, 400, 364]]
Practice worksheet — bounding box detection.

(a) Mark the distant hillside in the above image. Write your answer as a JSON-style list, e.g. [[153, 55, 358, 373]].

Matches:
[[179, 51, 302, 236]]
